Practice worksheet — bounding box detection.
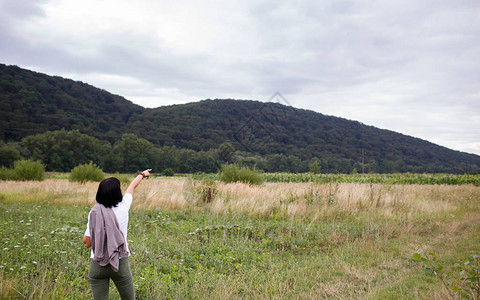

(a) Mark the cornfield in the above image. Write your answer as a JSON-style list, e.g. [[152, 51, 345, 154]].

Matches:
[[263, 173, 480, 185]]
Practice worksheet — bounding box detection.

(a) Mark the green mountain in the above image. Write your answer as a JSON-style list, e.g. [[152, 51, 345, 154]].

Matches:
[[1, 63, 479, 173], [0, 64, 144, 142]]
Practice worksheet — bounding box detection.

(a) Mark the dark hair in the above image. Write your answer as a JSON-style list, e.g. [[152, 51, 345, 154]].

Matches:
[[96, 177, 123, 208]]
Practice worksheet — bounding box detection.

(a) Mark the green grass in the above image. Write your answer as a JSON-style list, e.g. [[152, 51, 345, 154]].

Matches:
[[0, 180, 479, 299]]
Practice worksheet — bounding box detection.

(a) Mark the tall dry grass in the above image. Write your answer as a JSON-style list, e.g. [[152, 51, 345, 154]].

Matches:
[[138, 180, 471, 220], [0, 179, 97, 206], [1, 179, 476, 221]]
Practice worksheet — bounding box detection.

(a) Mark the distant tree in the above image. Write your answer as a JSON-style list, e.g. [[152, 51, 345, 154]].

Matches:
[[266, 154, 290, 172], [176, 148, 197, 173], [286, 155, 305, 173], [0, 142, 22, 167], [20, 129, 107, 171], [338, 158, 353, 174], [157, 146, 180, 171], [216, 142, 235, 163], [186, 152, 218, 173], [263, 153, 307, 173], [235, 152, 267, 170], [102, 153, 122, 174], [106, 134, 158, 173]]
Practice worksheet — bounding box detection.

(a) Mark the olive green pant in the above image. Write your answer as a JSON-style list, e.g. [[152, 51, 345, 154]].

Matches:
[[89, 258, 135, 300]]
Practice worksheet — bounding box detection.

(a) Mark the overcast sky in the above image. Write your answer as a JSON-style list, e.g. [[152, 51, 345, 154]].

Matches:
[[1, 0, 479, 155]]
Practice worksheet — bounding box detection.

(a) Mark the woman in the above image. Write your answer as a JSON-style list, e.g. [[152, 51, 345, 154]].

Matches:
[[83, 169, 151, 300]]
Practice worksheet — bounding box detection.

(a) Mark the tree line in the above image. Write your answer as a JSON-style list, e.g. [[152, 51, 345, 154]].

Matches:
[[2, 129, 478, 174], [0, 129, 373, 174]]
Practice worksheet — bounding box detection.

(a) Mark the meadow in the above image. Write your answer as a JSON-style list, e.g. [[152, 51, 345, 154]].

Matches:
[[0, 176, 479, 299]]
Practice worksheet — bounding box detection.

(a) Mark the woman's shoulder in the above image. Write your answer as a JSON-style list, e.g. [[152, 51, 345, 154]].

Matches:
[[116, 193, 133, 209]]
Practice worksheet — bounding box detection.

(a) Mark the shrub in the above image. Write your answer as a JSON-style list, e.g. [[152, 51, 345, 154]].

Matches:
[[413, 249, 480, 299], [182, 177, 217, 205], [12, 160, 45, 181], [113, 173, 132, 185], [309, 159, 320, 174], [162, 168, 175, 177], [69, 162, 104, 183], [219, 163, 264, 185], [195, 178, 217, 204], [0, 166, 14, 180]]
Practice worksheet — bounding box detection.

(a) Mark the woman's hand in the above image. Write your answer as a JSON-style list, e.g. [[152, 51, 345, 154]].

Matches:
[[83, 235, 91, 248], [140, 169, 152, 179]]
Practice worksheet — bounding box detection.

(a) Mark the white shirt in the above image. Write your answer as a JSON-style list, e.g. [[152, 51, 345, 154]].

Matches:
[[85, 193, 132, 258]]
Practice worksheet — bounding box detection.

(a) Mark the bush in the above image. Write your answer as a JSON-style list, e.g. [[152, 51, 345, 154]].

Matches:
[[11, 160, 45, 181], [219, 163, 264, 185], [113, 173, 133, 185], [309, 158, 320, 174], [69, 162, 104, 183], [0, 166, 14, 180], [162, 168, 175, 176], [413, 249, 480, 299], [195, 178, 217, 204]]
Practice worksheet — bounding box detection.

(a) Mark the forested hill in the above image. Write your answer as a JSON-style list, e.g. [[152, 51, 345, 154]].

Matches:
[[130, 100, 480, 173], [0, 63, 144, 141], [1, 63, 479, 173]]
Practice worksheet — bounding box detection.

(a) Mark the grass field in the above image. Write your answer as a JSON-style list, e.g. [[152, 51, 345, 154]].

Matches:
[[1, 178, 479, 299]]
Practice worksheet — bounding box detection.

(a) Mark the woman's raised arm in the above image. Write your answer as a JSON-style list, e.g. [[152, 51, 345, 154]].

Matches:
[[126, 169, 151, 196]]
